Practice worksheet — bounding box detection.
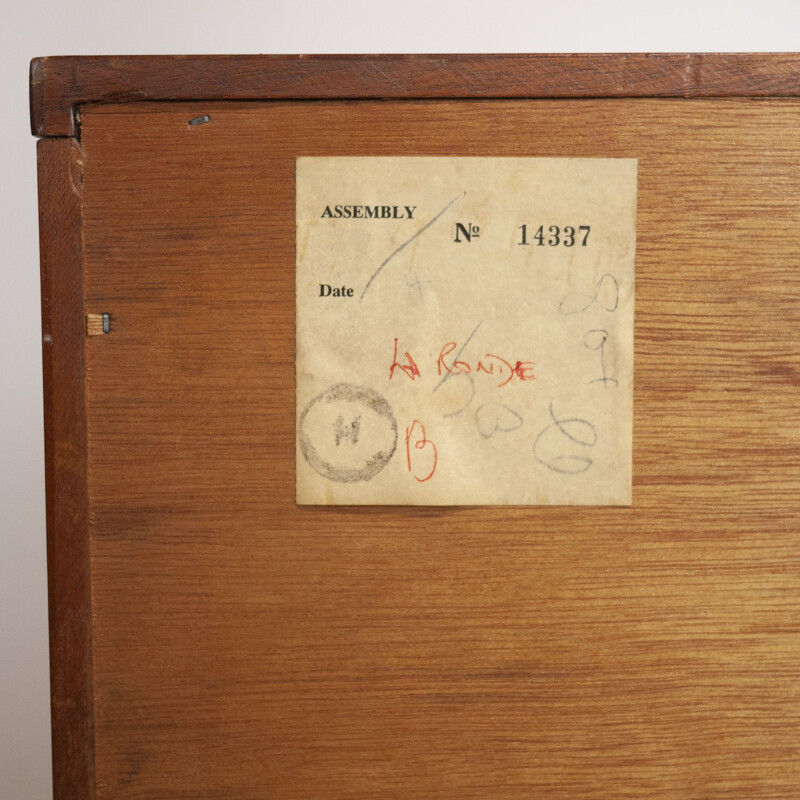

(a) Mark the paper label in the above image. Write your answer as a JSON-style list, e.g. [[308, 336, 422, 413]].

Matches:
[[296, 157, 637, 505]]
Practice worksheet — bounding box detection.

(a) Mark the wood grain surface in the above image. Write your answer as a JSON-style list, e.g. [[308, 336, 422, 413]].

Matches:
[[71, 98, 800, 799], [30, 53, 800, 137], [37, 138, 96, 800]]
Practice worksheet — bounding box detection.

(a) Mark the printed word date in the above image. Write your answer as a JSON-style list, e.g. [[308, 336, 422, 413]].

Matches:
[[319, 283, 354, 297], [518, 224, 591, 247]]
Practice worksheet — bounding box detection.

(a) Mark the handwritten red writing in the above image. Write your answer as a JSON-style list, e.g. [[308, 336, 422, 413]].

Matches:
[[437, 343, 535, 387], [405, 420, 438, 482], [389, 337, 421, 381], [387, 338, 535, 388]]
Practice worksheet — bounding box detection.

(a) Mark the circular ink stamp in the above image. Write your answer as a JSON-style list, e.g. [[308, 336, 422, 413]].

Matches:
[[298, 383, 398, 483]]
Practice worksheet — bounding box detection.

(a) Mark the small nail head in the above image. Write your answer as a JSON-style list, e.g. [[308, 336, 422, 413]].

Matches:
[[188, 115, 211, 126]]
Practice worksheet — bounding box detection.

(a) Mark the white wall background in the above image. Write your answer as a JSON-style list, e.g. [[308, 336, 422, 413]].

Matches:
[[2, 2, 799, 797]]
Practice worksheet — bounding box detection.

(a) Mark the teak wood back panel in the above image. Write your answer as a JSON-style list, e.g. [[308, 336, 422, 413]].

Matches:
[[34, 56, 800, 800]]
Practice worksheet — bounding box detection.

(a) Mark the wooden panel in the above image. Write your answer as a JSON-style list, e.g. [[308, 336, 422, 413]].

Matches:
[[77, 98, 800, 799], [37, 138, 96, 800], [30, 53, 800, 137]]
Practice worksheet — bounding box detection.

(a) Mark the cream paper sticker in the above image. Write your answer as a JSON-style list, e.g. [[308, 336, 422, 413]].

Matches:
[[296, 157, 637, 505]]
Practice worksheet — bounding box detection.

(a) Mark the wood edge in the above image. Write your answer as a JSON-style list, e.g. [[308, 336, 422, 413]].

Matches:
[[37, 137, 96, 800], [30, 58, 47, 137], [29, 53, 800, 138]]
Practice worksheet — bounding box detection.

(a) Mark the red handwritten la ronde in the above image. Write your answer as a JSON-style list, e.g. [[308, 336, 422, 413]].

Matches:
[[389, 339, 535, 388], [405, 420, 438, 482]]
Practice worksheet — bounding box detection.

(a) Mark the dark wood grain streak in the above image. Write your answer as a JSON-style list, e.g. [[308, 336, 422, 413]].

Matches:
[[30, 53, 800, 137], [37, 137, 96, 800]]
